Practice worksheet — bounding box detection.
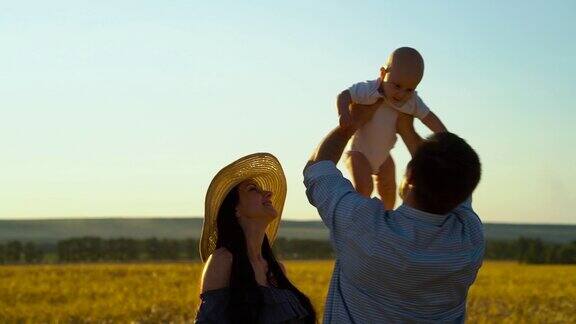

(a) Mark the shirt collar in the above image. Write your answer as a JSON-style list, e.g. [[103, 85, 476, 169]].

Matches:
[[396, 203, 449, 226]]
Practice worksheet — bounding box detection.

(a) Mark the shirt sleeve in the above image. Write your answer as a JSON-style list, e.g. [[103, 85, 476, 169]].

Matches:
[[414, 95, 431, 119], [195, 289, 231, 324], [303, 161, 379, 255], [348, 80, 381, 105]]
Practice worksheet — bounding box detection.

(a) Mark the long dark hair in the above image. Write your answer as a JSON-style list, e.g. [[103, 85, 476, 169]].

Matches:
[[216, 185, 316, 323]]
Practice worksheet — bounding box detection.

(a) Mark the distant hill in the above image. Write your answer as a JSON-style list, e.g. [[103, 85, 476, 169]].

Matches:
[[0, 218, 575, 244]]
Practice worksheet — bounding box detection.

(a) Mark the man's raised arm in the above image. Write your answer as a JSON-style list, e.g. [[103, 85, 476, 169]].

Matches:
[[303, 101, 382, 254]]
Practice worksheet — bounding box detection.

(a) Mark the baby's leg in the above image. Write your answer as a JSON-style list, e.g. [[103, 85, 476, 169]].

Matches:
[[375, 156, 396, 210], [345, 151, 374, 197]]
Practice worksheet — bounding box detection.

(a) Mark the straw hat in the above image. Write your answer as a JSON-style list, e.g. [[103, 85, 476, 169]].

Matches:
[[200, 153, 287, 262]]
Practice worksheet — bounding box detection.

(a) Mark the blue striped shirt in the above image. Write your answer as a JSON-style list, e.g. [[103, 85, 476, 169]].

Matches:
[[303, 161, 485, 323]]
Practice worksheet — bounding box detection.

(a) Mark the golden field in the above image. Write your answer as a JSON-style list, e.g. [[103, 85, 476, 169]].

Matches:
[[0, 261, 575, 323]]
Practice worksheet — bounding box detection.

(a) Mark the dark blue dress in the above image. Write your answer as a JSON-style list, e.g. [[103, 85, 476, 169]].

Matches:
[[195, 286, 310, 323]]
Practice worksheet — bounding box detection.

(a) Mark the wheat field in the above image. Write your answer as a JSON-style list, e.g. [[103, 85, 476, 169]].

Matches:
[[0, 261, 574, 323]]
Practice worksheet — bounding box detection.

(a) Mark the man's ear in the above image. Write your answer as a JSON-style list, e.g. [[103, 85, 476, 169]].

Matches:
[[399, 166, 414, 200], [380, 66, 388, 79], [405, 164, 414, 186]]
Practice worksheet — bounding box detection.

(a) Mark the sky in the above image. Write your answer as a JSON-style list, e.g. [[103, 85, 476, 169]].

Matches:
[[1, 1, 575, 224]]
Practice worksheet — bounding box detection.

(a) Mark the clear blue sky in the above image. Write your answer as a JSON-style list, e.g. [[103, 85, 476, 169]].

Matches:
[[1, 1, 575, 223]]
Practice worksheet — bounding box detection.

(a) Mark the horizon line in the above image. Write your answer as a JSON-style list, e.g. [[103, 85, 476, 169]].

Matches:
[[1, 216, 575, 226]]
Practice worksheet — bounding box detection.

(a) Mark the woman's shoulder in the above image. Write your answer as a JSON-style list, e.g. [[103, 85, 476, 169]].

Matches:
[[200, 247, 233, 293], [211, 247, 233, 262]]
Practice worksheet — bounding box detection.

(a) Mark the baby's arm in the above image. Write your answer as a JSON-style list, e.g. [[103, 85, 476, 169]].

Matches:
[[337, 90, 353, 128], [421, 111, 447, 133], [413, 95, 447, 133]]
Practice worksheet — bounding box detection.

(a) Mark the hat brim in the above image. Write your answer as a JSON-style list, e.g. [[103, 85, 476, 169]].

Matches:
[[200, 153, 286, 262]]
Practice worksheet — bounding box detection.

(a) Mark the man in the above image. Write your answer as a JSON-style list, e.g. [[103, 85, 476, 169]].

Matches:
[[304, 101, 484, 323]]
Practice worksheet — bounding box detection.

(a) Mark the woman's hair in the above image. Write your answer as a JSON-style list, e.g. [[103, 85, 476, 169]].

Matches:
[[216, 185, 316, 323]]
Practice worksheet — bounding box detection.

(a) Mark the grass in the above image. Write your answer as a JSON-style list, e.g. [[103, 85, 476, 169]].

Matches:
[[0, 260, 574, 323]]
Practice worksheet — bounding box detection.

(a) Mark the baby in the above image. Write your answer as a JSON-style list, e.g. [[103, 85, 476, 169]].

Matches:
[[337, 47, 447, 210]]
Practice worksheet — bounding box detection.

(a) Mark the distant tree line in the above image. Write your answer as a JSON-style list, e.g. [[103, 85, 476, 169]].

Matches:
[[57, 237, 197, 262], [486, 238, 576, 264], [0, 241, 44, 264], [273, 238, 335, 259], [1, 237, 575, 264]]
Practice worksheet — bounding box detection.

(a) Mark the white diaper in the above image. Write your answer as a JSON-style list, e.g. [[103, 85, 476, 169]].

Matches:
[[349, 105, 398, 174]]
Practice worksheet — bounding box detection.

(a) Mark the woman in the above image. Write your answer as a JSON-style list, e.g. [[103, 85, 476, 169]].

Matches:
[[196, 153, 316, 324]]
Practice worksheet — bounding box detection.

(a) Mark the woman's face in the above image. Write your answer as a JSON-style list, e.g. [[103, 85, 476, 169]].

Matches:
[[235, 179, 277, 222]]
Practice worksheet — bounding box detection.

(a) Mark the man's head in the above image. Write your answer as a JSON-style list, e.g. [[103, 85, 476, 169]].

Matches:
[[399, 132, 481, 214], [380, 47, 425, 106]]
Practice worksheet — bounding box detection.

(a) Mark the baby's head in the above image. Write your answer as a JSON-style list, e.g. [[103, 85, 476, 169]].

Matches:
[[380, 47, 424, 106]]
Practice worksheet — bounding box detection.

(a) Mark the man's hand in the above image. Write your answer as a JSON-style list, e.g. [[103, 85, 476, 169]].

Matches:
[[348, 99, 383, 130], [337, 90, 353, 129], [396, 112, 422, 157], [396, 112, 415, 137], [339, 112, 352, 129], [306, 99, 383, 169]]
